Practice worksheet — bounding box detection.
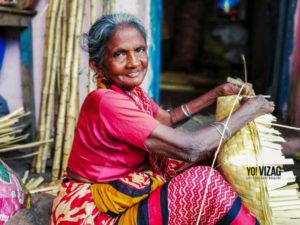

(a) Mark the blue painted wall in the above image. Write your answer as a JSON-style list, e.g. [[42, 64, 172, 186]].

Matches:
[[148, 0, 162, 103]]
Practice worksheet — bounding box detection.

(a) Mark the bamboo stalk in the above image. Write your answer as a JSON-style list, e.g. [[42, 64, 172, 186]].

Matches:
[[40, 0, 64, 174], [103, 0, 115, 14], [52, 0, 79, 181], [36, 0, 61, 173], [52, 0, 67, 180], [61, 0, 85, 177], [87, 0, 97, 93], [59, 1, 68, 95]]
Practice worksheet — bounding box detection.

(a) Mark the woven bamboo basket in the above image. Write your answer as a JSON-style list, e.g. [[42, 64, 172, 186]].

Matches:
[[216, 95, 300, 225]]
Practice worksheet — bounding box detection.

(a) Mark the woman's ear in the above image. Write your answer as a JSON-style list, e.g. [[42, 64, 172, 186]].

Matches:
[[89, 61, 103, 75]]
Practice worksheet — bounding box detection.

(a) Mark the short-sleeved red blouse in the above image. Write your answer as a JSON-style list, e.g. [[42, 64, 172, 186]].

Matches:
[[67, 88, 160, 182]]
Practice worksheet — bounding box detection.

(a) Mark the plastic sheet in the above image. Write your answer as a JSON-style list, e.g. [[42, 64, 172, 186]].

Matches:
[[0, 160, 28, 225]]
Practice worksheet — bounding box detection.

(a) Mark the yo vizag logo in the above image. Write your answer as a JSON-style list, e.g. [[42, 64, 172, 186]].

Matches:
[[246, 166, 282, 177]]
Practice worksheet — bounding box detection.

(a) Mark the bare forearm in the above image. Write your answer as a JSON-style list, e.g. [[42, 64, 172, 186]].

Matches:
[[145, 134, 212, 163], [168, 89, 218, 125], [192, 105, 255, 152], [149, 95, 274, 163]]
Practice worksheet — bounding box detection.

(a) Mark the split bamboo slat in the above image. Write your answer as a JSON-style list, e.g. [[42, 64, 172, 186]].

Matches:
[[20, 170, 59, 196], [0, 108, 28, 148], [0, 108, 52, 162], [216, 95, 300, 225]]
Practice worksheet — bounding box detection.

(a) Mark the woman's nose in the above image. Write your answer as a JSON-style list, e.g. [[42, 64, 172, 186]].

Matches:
[[127, 51, 140, 68]]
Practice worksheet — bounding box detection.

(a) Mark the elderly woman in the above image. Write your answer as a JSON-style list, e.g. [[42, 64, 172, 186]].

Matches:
[[51, 14, 274, 225]]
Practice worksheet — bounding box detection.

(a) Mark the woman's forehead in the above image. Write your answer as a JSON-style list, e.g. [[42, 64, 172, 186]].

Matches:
[[106, 25, 146, 49]]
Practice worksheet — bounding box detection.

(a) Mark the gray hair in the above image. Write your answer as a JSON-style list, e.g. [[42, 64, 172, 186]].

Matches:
[[84, 13, 147, 67]]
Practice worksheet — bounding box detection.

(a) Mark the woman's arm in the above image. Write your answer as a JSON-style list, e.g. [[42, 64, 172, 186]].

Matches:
[[155, 83, 243, 127], [146, 95, 274, 163]]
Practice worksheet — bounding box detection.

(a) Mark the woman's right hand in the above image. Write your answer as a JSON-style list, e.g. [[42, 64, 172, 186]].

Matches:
[[241, 95, 275, 118]]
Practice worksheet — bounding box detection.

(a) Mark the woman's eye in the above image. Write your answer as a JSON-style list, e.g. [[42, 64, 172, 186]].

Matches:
[[113, 51, 126, 58], [136, 47, 146, 53]]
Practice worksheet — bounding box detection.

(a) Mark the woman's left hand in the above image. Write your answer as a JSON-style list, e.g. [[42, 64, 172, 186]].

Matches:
[[215, 83, 242, 96], [215, 83, 255, 97]]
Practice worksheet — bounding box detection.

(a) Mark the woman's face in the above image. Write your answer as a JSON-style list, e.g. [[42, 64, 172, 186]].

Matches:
[[99, 25, 148, 91]]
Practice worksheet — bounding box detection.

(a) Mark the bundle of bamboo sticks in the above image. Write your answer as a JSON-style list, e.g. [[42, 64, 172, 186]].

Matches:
[[34, 0, 108, 181], [0, 107, 53, 160], [34, 0, 85, 178], [0, 108, 30, 149]]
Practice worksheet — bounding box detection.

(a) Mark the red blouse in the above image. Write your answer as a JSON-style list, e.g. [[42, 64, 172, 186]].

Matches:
[[67, 88, 160, 182]]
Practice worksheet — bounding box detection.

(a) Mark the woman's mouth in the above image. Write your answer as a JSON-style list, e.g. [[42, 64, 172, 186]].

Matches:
[[127, 72, 141, 78]]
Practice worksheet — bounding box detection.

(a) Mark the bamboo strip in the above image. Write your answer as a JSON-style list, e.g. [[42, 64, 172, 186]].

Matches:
[[0, 113, 30, 127], [0, 108, 25, 122], [0, 129, 22, 138], [256, 124, 281, 135], [25, 176, 44, 190], [3, 151, 38, 160], [257, 121, 300, 131], [273, 219, 300, 225], [269, 196, 299, 202], [260, 141, 282, 150], [272, 204, 300, 211], [61, 0, 85, 177], [0, 119, 21, 130], [0, 136, 14, 143], [29, 185, 58, 194], [272, 210, 300, 217], [269, 189, 298, 198], [0, 127, 15, 134], [22, 170, 29, 184], [277, 183, 299, 191], [269, 199, 300, 207], [0, 134, 30, 148], [0, 139, 53, 153]]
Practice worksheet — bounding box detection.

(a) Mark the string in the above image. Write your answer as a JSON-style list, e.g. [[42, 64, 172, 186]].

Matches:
[[196, 84, 246, 225], [241, 54, 247, 84]]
